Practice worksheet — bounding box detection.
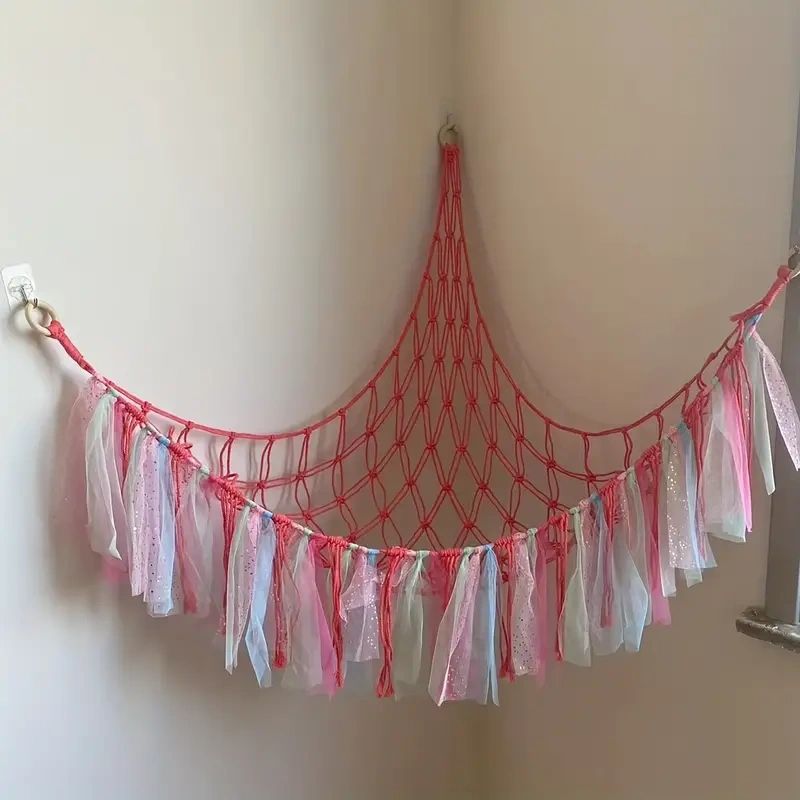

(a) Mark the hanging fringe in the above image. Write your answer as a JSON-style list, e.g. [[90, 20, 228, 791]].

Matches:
[[68, 313, 800, 701]]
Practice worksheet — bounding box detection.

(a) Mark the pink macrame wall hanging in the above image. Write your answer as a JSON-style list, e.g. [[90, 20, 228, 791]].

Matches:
[[19, 128, 800, 704]]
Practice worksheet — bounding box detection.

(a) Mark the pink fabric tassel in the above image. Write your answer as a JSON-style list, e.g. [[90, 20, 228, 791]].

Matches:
[[341, 549, 381, 664], [752, 330, 800, 469], [125, 433, 162, 604], [507, 538, 545, 682], [173, 467, 212, 617], [281, 535, 337, 694]]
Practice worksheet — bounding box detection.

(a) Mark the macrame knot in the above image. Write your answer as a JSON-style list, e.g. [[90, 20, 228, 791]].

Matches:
[[49, 320, 95, 374], [731, 265, 792, 323], [168, 440, 193, 461]]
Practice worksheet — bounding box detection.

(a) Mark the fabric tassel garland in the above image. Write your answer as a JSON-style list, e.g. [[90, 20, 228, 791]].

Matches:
[[61, 304, 800, 703]]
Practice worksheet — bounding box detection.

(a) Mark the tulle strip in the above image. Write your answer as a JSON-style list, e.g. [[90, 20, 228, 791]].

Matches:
[[71, 324, 800, 701]]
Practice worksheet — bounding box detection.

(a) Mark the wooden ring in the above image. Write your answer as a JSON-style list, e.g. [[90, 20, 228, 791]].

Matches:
[[24, 299, 58, 337]]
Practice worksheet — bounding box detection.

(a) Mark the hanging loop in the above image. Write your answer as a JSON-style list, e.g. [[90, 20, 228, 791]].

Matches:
[[438, 114, 458, 147], [24, 298, 58, 337]]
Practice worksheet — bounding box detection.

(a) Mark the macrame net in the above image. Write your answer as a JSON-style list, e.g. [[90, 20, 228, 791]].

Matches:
[[43, 142, 799, 702], [55, 145, 771, 552]]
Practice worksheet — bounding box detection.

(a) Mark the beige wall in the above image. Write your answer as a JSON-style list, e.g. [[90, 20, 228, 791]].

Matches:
[[455, 2, 800, 799], [0, 3, 482, 800]]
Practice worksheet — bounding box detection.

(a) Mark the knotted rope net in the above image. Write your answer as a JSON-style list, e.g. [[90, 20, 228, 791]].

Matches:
[[51, 145, 761, 556]]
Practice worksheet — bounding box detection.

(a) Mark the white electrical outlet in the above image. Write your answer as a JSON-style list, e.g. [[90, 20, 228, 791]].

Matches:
[[2, 264, 36, 308]]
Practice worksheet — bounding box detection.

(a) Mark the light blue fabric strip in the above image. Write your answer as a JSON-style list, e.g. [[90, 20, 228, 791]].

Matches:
[[152, 443, 176, 615], [246, 516, 276, 687]]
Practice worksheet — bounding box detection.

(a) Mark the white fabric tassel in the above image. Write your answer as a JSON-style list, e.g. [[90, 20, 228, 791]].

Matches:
[[85, 392, 126, 560], [225, 506, 252, 672], [563, 507, 591, 667], [745, 335, 775, 494]]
